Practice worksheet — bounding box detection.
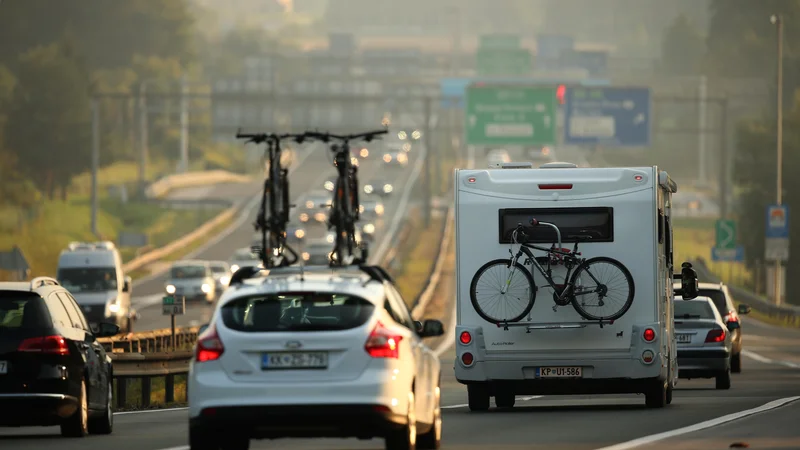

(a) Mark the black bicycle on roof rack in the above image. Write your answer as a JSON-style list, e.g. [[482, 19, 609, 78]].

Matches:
[[469, 218, 636, 326], [235, 129, 308, 269], [302, 128, 388, 267]]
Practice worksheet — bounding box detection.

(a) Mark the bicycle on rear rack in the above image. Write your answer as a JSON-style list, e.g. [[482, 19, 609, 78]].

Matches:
[[469, 218, 635, 327]]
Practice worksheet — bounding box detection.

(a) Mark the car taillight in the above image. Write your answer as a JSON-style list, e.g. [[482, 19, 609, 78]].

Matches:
[[365, 321, 403, 358], [461, 352, 474, 365], [705, 329, 726, 343], [195, 323, 224, 362], [643, 328, 656, 342], [18, 335, 69, 355], [459, 331, 472, 345]]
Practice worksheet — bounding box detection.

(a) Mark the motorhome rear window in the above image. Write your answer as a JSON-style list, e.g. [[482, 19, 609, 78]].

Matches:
[[498, 207, 614, 244]]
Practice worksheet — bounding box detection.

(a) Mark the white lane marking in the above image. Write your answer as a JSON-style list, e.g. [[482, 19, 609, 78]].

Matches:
[[441, 395, 542, 410], [594, 396, 800, 450], [114, 406, 188, 416], [742, 349, 800, 369]]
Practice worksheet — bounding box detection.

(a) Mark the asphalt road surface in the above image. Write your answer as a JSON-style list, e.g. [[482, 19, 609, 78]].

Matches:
[[126, 139, 423, 332], [2, 307, 798, 449]]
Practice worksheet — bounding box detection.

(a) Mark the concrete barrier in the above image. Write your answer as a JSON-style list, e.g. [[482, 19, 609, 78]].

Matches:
[[145, 170, 252, 199]]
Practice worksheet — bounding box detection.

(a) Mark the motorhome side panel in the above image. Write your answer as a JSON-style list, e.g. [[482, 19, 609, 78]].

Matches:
[[455, 167, 658, 354]]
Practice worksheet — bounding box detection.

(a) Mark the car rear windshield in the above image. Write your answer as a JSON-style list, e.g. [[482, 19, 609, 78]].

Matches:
[[697, 289, 727, 314], [221, 293, 375, 332], [674, 301, 715, 319], [171, 266, 206, 279], [0, 292, 50, 330]]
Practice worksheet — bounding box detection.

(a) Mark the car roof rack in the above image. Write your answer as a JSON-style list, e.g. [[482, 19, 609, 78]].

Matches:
[[31, 276, 59, 289], [227, 263, 394, 287]]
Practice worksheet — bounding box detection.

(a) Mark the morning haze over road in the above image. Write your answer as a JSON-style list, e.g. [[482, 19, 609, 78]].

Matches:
[[0, 1, 799, 450]]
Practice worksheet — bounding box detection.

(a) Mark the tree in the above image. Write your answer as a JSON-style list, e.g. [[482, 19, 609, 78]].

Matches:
[[4, 42, 91, 200], [660, 14, 705, 76]]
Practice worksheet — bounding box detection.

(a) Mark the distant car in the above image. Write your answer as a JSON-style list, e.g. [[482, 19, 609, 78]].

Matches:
[[0, 278, 118, 436], [208, 261, 232, 294], [356, 146, 371, 159], [187, 265, 445, 450], [360, 222, 377, 242], [165, 261, 216, 303], [323, 175, 337, 193], [674, 281, 750, 373], [359, 199, 385, 220], [302, 238, 334, 265], [487, 149, 511, 167], [299, 190, 332, 223], [382, 151, 408, 168], [229, 248, 263, 274], [673, 296, 733, 390], [363, 178, 394, 196], [528, 146, 554, 162]]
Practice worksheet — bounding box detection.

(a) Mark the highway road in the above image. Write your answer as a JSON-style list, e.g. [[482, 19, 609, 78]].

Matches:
[[126, 128, 425, 332], [1, 311, 798, 449]]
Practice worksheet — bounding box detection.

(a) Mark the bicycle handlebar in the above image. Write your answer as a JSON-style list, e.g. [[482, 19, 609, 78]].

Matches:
[[302, 129, 388, 146], [235, 129, 308, 145]]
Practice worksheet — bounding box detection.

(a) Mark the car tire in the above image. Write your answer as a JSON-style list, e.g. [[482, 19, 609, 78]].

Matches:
[[61, 379, 89, 437], [716, 369, 732, 390], [731, 353, 742, 373], [88, 379, 114, 434], [644, 379, 667, 408], [189, 424, 219, 450], [494, 391, 516, 409], [467, 383, 490, 412], [666, 383, 673, 405], [385, 391, 416, 450], [417, 385, 441, 449]]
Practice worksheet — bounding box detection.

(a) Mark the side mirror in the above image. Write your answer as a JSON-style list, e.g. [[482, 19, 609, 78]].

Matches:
[[198, 323, 210, 336], [122, 276, 132, 293], [738, 304, 751, 315], [95, 322, 121, 338], [726, 321, 741, 330], [419, 319, 445, 338], [679, 262, 699, 300], [414, 320, 424, 333]]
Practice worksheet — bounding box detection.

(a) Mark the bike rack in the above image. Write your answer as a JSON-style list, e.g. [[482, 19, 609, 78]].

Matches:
[[498, 319, 615, 332]]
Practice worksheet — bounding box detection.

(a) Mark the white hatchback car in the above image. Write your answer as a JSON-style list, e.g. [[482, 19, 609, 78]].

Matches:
[[188, 265, 445, 450]]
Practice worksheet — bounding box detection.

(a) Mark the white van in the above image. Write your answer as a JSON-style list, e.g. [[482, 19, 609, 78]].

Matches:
[[453, 162, 699, 410], [56, 241, 133, 332]]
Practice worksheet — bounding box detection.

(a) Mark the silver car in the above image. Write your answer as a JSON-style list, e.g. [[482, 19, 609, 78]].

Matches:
[[229, 247, 263, 274], [165, 261, 216, 304], [208, 261, 232, 294], [674, 296, 733, 390], [301, 239, 333, 266]]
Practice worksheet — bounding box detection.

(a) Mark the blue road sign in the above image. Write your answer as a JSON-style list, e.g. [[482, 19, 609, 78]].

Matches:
[[766, 204, 790, 238], [564, 50, 609, 78], [564, 86, 651, 147], [712, 245, 745, 262], [537, 34, 574, 59], [439, 77, 610, 110]]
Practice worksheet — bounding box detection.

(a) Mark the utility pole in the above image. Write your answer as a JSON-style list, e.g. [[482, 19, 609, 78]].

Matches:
[[771, 13, 785, 306], [138, 83, 149, 195], [90, 97, 100, 238], [698, 75, 708, 187], [179, 74, 189, 173]]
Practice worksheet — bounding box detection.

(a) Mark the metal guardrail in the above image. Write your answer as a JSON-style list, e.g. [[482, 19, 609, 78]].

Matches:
[[99, 326, 201, 353], [693, 259, 800, 327], [111, 351, 191, 408]]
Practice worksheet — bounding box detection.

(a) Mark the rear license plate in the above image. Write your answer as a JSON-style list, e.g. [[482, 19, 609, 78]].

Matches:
[[677, 334, 692, 344], [261, 352, 328, 370], [0, 361, 7, 374], [536, 366, 582, 378]]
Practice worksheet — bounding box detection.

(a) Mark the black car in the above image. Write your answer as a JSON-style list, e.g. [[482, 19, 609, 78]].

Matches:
[[0, 277, 119, 437]]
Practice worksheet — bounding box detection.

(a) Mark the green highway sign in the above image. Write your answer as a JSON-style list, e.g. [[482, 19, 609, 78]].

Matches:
[[715, 219, 737, 250], [162, 295, 185, 316], [465, 84, 557, 146], [479, 33, 521, 49], [476, 48, 532, 76]]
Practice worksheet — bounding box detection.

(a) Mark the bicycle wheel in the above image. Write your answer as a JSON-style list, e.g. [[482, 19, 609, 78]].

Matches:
[[280, 169, 290, 224], [569, 256, 635, 321], [469, 259, 536, 324]]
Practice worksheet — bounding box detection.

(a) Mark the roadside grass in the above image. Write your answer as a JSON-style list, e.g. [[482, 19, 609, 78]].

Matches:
[[114, 375, 188, 411], [673, 217, 753, 287], [393, 213, 446, 308]]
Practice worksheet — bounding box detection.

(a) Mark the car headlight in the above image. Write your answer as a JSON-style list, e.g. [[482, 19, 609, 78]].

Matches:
[[302, 252, 310, 261], [375, 204, 385, 215], [107, 303, 120, 313], [230, 264, 240, 273], [397, 154, 408, 163], [359, 205, 365, 213], [326, 233, 335, 243], [360, 148, 369, 158], [351, 156, 359, 166], [166, 284, 176, 294], [305, 200, 314, 209], [363, 223, 375, 234], [364, 185, 374, 194], [383, 154, 391, 163], [314, 212, 326, 222], [295, 229, 305, 239], [324, 181, 334, 191], [412, 130, 421, 140], [219, 276, 231, 286], [398, 131, 407, 140], [299, 213, 309, 222], [402, 142, 411, 152], [383, 184, 393, 193], [201, 283, 211, 293]]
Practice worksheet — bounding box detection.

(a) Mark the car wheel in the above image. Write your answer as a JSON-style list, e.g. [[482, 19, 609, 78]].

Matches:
[[61, 379, 88, 437], [494, 390, 516, 409], [666, 383, 673, 405], [467, 383, 490, 412], [645, 379, 667, 408], [88, 379, 114, 434], [385, 390, 416, 450], [731, 353, 742, 373], [417, 385, 441, 449], [189, 424, 219, 450], [716, 369, 732, 390]]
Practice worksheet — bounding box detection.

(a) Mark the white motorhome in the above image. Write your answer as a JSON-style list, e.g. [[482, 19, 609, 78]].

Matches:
[[453, 162, 699, 410], [56, 241, 133, 333]]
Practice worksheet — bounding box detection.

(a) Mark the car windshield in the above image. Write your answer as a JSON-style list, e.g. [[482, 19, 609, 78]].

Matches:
[[221, 293, 375, 332], [674, 301, 715, 319], [57, 267, 117, 293], [210, 265, 228, 274], [233, 249, 259, 260], [0, 292, 49, 330], [170, 265, 206, 279]]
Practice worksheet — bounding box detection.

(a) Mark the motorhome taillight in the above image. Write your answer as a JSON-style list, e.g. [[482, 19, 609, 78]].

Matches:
[[461, 352, 474, 366], [538, 184, 573, 190], [459, 331, 472, 345], [643, 328, 656, 342], [468, 177, 476, 183]]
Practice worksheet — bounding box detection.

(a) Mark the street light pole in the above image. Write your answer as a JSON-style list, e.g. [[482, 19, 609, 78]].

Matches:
[[771, 13, 784, 306]]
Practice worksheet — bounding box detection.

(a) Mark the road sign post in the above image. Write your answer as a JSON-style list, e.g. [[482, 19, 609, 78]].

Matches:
[[564, 86, 651, 147], [465, 84, 557, 146], [162, 296, 185, 351]]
